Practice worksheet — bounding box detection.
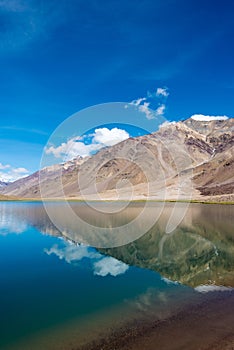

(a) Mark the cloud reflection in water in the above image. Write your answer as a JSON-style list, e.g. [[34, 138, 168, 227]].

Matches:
[[44, 241, 129, 277]]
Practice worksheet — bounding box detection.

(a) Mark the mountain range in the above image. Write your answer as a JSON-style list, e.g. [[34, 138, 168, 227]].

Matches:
[[1, 117, 233, 202], [0, 181, 8, 188]]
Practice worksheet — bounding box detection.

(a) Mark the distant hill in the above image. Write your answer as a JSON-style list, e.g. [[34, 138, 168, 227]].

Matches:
[[1, 118, 234, 202], [0, 180, 9, 188]]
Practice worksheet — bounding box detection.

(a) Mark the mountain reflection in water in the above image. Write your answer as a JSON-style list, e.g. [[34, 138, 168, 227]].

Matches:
[[1, 201, 233, 288]]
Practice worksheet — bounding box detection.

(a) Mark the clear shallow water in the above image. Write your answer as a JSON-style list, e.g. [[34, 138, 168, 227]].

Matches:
[[0, 202, 233, 349]]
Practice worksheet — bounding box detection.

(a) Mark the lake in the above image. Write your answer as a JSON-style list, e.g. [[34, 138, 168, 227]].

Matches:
[[0, 201, 233, 350]]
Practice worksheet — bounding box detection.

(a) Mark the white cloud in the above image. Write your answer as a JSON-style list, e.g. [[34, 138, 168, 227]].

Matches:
[[44, 243, 100, 263], [45, 138, 100, 159], [129, 97, 146, 106], [92, 127, 129, 146], [12, 167, 28, 174], [0, 219, 27, 235], [155, 104, 166, 117], [0, 163, 29, 182], [139, 102, 154, 120], [129, 87, 169, 120], [0, 162, 10, 170], [93, 256, 129, 277], [138, 102, 166, 120], [45, 241, 129, 277], [190, 114, 229, 121], [0, 205, 28, 235], [45, 127, 130, 160], [156, 87, 169, 98], [159, 120, 176, 128]]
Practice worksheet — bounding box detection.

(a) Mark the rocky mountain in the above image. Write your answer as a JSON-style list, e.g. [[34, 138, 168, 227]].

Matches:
[[1, 156, 86, 198], [0, 180, 9, 188], [1, 117, 234, 201]]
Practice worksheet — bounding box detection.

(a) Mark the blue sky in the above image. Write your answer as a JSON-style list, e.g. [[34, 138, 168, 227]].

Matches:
[[0, 0, 234, 180]]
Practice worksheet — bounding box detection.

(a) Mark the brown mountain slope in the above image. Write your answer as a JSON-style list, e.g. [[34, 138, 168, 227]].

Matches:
[[1, 157, 85, 198], [0, 194, 19, 200], [1, 118, 234, 200], [193, 145, 234, 196]]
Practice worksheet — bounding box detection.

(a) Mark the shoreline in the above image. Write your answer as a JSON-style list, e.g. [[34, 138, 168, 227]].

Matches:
[[1, 198, 234, 205], [76, 290, 234, 350]]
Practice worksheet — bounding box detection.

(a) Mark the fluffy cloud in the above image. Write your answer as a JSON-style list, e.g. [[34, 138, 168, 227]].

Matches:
[[0, 163, 29, 182], [45, 138, 100, 159], [93, 256, 129, 277], [190, 114, 229, 121], [44, 243, 100, 263], [0, 217, 27, 235], [45, 241, 129, 277], [156, 87, 169, 98], [91, 127, 129, 146], [45, 127, 130, 160]]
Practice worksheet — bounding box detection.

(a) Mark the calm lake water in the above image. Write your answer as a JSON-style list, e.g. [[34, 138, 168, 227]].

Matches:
[[0, 201, 233, 349]]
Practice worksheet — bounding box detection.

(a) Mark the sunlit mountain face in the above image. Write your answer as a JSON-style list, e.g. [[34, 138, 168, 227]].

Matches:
[[1, 118, 233, 203]]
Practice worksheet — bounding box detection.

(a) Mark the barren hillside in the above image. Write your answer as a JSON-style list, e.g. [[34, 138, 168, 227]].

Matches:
[[1, 118, 233, 201]]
